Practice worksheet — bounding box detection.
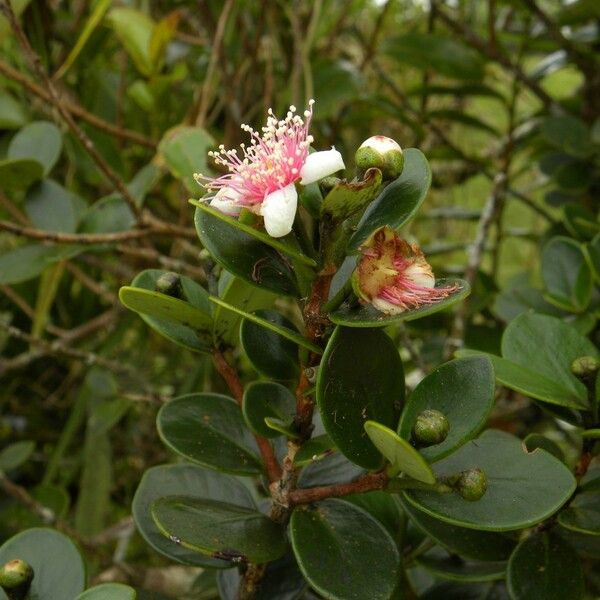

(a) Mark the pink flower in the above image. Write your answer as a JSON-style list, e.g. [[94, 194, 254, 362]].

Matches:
[[195, 100, 344, 238], [353, 226, 458, 315]]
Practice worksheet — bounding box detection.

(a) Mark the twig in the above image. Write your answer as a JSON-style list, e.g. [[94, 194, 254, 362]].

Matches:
[[289, 472, 388, 505], [0, 0, 144, 224]]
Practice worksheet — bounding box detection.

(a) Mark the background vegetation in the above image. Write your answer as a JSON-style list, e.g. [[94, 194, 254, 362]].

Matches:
[[0, 0, 598, 597]]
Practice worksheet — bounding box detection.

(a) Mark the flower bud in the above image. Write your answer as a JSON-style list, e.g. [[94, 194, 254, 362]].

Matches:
[[456, 468, 487, 501], [155, 272, 183, 299], [0, 559, 34, 599], [355, 135, 404, 180], [412, 409, 450, 446], [571, 356, 599, 377]]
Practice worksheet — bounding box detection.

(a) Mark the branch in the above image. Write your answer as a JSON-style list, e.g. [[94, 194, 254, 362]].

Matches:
[[289, 472, 388, 505], [0, 0, 144, 224]]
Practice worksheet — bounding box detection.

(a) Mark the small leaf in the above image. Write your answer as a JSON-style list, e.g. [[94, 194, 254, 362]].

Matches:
[[157, 393, 262, 476], [8, 121, 62, 175], [294, 434, 335, 466], [25, 180, 79, 234], [0, 158, 44, 193], [132, 463, 255, 567], [507, 532, 584, 600], [0, 244, 78, 285], [316, 326, 404, 469], [107, 8, 154, 76], [152, 496, 287, 563], [404, 430, 576, 531], [558, 492, 600, 536], [398, 357, 495, 461], [242, 381, 296, 439], [75, 584, 136, 600], [541, 115, 592, 158], [0, 89, 28, 129], [416, 547, 506, 582], [321, 168, 382, 220], [364, 421, 435, 483], [290, 499, 400, 600], [297, 451, 363, 489], [240, 310, 300, 379], [0, 440, 35, 471]]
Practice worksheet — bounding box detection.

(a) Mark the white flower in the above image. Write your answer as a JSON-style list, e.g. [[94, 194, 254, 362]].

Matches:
[[260, 183, 298, 238], [299, 148, 345, 185]]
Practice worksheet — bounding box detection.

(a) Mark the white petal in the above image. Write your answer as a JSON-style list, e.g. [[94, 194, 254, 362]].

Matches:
[[299, 149, 345, 185], [372, 297, 405, 315], [359, 135, 402, 154], [405, 263, 435, 288], [209, 186, 243, 216], [260, 183, 298, 238]]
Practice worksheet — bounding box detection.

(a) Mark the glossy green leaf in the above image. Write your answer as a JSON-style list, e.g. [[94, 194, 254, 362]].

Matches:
[[348, 148, 432, 251], [330, 279, 470, 327], [316, 326, 404, 469], [343, 491, 404, 539], [240, 310, 300, 379], [243, 381, 296, 439], [157, 393, 262, 475], [0, 528, 85, 600], [24, 179, 79, 234], [294, 434, 335, 466], [76, 584, 136, 600], [107, 8, 154, 76], [120, 269, 213, 353], [542, 237, 592, 311], [523, 434, 565, 462], [195, 208, 300, 297], [404, 430, 576, 531], [401, 498, 515, 561], [8, 121, 62, 175], [365, 421, 435, 483], [398, 357, 495, 461], [0, 244, 78, 285], [152, 496, 286, 563], [132, 463, 255, 567], [416, 548, 506, 582], [0, 158, 44, 193], [558, 492, 600, 536], [290, 499, 400, 600], [210, 297, 320, 354], [0, 440, 35, 471], [507, 532, 584, 600]]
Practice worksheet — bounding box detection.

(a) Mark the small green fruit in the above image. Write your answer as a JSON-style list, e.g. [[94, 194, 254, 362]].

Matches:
[[355, 135, 404, 180], [0, 559, 34, 599], [456, 468, 487, 501], [571, 355, 599, 377], [412, 409, 450, 446], [155, 272, 183, 299]]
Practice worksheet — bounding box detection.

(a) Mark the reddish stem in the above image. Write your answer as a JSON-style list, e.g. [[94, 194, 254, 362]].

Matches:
[[288, 472, 388, 505]]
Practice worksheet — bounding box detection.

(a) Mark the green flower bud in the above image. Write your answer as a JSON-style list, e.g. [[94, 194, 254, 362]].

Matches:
[[456, 468, 487, 502], [155, 272, 183, 299], [412, 409, 450, 446], [571, 356, 599, 377], [0, 559, 34, 599], [355, 135, 404, 180]]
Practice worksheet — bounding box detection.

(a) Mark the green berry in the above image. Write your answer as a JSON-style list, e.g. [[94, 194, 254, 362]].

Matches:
[[412, 409, 450, 446], [456, 468, 487, 501]]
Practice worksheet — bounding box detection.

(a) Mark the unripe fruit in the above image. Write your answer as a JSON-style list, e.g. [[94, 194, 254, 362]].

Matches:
[[456, 468, 487, 501], [155, 272, 183, 299], [0, 559, 34, 600], [412, 409, 450, 446], [355, 135, 404, 180], [571, 355, 599, 377]]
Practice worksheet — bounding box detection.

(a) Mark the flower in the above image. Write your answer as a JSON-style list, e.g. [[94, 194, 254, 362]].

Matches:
[[355, 135, 404, 180], [353, 226, 458, 315], [195, 100, 345, 238]]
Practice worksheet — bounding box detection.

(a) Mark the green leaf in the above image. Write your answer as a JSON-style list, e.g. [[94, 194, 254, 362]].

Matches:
[[384, 33, 486, 80], [541, 115, 592, 158], [348, 148, 432, 251], [195, 208, 300, 297], [398, 357, 495, 462], [0, 440, 35, 471], [209, 297, 320, 354], [240, 310, 300, 380], [290, 499, 400, 600], [588, 233, 600, 283], [24, 179, 79, 234], [0, 158, 44, 193], [420, 581, 506, 599], [558, 492, 600, 536], [507, 532, 584, 600], [401, 498, 515, 561], [316, 326, 404, 469], [119, 269, 213, 353], [541, 237, 592, 312], [132, 463, 255, 568], [321, 168, 382, 221], [0, 90, 28, 129], [79, 196, 134, 234], [563, 203, 600, 240], [416, 548, 506, 582], [8, 121, 62, 175], [330, 279, 470, 327], [294, 434, 335, 466], [152, 496, 286, 563], [0, 244, 78, 285], [0, 528, 85, 600], [297, 451, 363, 489], [364, 421, 435, 483], [192, 201, 316, 267], [428, 109, 498, 135], [404, 430, 576, 531], [158, 126, 214, 193], [343, 491, 404, 538], [107, 8, 154, 76], [243, 381, 296, 439], [157, 393, 262, 476], [76, 584, 136, 600]]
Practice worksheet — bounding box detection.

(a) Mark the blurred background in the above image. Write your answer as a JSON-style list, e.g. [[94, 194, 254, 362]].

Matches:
[[0, 0, 598, 596]]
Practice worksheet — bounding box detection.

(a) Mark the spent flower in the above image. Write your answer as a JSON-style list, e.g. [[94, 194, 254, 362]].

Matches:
[[353, 226, 458, 315], [195, 100, 345, 237]]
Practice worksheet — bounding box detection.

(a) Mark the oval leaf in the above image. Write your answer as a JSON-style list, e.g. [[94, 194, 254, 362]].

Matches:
[[558, 492, 600, 536], [8, 121, 62, 175], [243, 381, 296, 439], [76, 584, 136, 600]]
